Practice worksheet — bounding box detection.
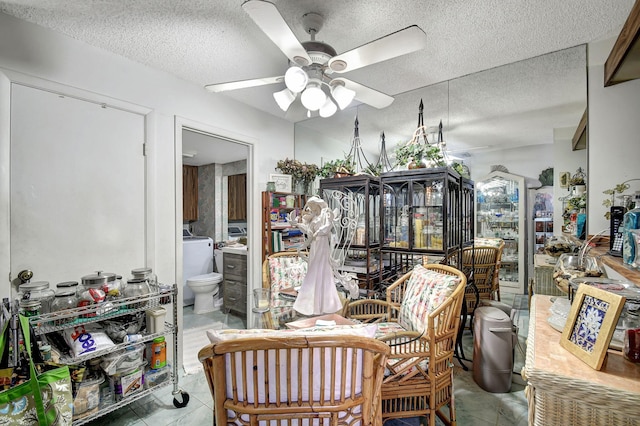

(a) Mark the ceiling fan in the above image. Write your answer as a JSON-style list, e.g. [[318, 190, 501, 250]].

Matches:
[[205, 0, 428, 118]]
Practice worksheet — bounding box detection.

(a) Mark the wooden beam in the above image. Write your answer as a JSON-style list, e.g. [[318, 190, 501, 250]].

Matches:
[[604, 0, 640, 86], [572, 108, 587, 151]]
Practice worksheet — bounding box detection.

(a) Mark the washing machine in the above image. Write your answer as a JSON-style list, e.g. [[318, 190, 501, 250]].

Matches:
[[183, 235, 214, 306]]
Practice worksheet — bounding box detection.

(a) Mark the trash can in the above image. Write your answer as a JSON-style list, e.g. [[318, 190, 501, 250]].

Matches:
[[472, 306, 515, 393]]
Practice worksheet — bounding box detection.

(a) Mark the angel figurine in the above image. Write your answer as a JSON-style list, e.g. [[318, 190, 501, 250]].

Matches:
[[290, 196, 343, 315]]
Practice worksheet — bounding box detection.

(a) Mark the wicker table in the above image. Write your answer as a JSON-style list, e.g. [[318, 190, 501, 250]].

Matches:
[[523, 295, 640, 426]]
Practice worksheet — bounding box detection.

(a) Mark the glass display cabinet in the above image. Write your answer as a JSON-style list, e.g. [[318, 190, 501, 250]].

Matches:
[[319, 175, 383, 290], [475, 170, 526, 294], [380, 167, 470, 279]]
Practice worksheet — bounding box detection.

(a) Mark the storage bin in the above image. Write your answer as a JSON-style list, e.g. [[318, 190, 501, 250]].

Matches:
[[109, 361, 145, 401], [145, 365, 170, 389], [146, 307, 166, 334]]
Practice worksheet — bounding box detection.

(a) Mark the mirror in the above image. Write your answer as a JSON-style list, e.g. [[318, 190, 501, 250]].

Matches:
[[295, 44, 587, 236], [295, 45, 587, 180]]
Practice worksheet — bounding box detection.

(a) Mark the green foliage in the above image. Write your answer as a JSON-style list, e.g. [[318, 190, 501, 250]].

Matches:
[[275, 158, 320, 183], [394, 141, 445, 167], [318, 156, 356, 178]]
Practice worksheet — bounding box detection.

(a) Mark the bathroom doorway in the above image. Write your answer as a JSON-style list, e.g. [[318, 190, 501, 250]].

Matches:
[[179, 124, 250, 333]]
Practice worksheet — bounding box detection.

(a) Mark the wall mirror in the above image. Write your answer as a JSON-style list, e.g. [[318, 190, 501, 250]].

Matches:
[[294, 44, 587, 183]]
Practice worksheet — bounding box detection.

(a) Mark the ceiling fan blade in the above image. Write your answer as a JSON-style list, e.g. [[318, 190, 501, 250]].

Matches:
[[204, 76, 283, 93], [242, 0, 312, 66], [328, 25, 427, 73], [334, 78, 394, 109]]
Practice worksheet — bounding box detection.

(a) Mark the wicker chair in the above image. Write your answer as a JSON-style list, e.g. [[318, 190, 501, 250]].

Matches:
[[347, 264, 467, 426], [262, 251, 349, 328], [472, 238, 505, 301], [447, 244, 503, 326], [198, 333, 390, 426]]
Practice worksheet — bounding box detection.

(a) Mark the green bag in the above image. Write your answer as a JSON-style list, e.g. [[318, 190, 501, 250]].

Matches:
[[0, 315, 73, 425]]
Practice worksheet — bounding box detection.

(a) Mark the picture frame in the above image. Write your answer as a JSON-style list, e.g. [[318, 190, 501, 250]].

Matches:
[[559, 171, 571, 189], [560, 284, 626, 370], [269, 173, 292, 193]]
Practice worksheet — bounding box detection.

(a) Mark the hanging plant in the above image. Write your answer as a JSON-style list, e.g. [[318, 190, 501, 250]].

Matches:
[[318, 156, 356, 178], [394, 142, 445, 168]]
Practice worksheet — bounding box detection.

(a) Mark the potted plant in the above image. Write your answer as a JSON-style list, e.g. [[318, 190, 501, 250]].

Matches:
[[569, 168, 586, 195], [319, 156, 356, 178], [275, 158, 320, 194], [394, 141, 445, 169]]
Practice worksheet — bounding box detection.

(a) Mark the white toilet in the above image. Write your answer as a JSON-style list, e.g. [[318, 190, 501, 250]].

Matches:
[[185, 249, 224, 314], [186, 272, 223, 314]]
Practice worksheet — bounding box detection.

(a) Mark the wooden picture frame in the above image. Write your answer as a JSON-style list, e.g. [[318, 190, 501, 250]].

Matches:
[[560, 284, 626, 370], [269, 173, 292, 193], [559, 171, 571, 189]]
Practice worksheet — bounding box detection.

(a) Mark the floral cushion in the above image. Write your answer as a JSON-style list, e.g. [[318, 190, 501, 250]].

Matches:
[[397, 264, 461, 333], [268, 256, 308, 315]]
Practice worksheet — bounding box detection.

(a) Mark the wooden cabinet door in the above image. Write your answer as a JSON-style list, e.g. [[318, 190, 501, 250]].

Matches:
[[183, 165, 198, 221], [228, 173, 247, 221]]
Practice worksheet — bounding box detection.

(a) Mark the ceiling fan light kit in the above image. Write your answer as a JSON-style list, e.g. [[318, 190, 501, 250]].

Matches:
[[330, 83, 356, 110], [284, 66, 308, 93], [206, 0, 428, 118], [319, 97, 338, 118], [300, 79, 326, 111], [273, 87, 296, 111]]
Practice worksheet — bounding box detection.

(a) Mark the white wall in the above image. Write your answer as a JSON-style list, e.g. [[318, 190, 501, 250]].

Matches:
[[587, 39, 640, 235], [0, 13, 294, 300], [468, 144, 553, 183]]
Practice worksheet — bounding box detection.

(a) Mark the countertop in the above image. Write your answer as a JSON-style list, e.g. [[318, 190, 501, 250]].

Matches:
[[221, 245, 248, 256], [590, 245, 640, 287]]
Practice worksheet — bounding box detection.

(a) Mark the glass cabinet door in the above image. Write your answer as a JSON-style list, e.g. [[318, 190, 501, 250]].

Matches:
[[475, 171, 526, 294]]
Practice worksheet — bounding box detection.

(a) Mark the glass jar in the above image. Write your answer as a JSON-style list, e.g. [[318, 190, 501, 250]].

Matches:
[[131, 267, 157, 293], [51, 290, 78, 326], [123, 278, 151, 309], [79, 271, 115, 317], [19, 281, 55, 314], [56, 281, 79, 296], [19, 299, 41, 317]]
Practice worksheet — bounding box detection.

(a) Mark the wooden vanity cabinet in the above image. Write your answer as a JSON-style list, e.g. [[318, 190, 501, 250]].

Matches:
[[222, 252, 247, 315]]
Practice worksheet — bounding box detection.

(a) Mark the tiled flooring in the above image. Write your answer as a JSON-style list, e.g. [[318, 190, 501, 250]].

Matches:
[[86, 296, 529, 425]]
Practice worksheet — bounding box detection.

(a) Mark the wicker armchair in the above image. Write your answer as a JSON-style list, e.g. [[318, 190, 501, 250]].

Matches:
[[198, 333, 390, 426], [261, 251, 308, 328], [347, 264, 466, 426], [447, 244, 503, 325]]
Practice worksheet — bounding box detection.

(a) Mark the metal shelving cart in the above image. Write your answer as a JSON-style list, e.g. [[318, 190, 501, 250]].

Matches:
[[25, 284, 189, 425]]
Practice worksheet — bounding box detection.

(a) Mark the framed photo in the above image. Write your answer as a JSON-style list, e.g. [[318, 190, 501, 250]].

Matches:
[[560, 284, 626, 370], [269, 173, 292, 193], [559, 171, 571, 189]]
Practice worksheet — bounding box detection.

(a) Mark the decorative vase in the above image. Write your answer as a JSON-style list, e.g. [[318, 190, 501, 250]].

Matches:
[[294, 180, 312, 195]]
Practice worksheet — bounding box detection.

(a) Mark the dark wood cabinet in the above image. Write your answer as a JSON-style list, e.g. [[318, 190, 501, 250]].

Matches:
[[183, 165, 198, 221], [228, 173, 247, 221]]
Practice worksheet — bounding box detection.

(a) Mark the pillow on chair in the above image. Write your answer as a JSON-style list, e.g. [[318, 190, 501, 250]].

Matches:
[[397, 264, 461, 333], [268, 256, 307, 311]]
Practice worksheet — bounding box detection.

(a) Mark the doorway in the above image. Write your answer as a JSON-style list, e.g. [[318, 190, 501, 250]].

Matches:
[[178, 124, 251, 333]]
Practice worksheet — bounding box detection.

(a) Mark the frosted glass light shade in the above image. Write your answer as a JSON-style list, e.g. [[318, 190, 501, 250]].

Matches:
[[284, 67, 308, 93], [319, 98, 337, 117], [273, 88, 296, 111], [331, 84, 356, 110], [300, 83, 326, 111]]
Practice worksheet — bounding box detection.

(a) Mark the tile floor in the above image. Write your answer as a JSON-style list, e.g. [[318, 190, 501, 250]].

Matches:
[[86, 296, 529, 426]]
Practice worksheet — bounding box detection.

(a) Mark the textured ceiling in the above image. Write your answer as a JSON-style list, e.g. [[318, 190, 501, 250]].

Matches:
[[0, 0, 634, 159]]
